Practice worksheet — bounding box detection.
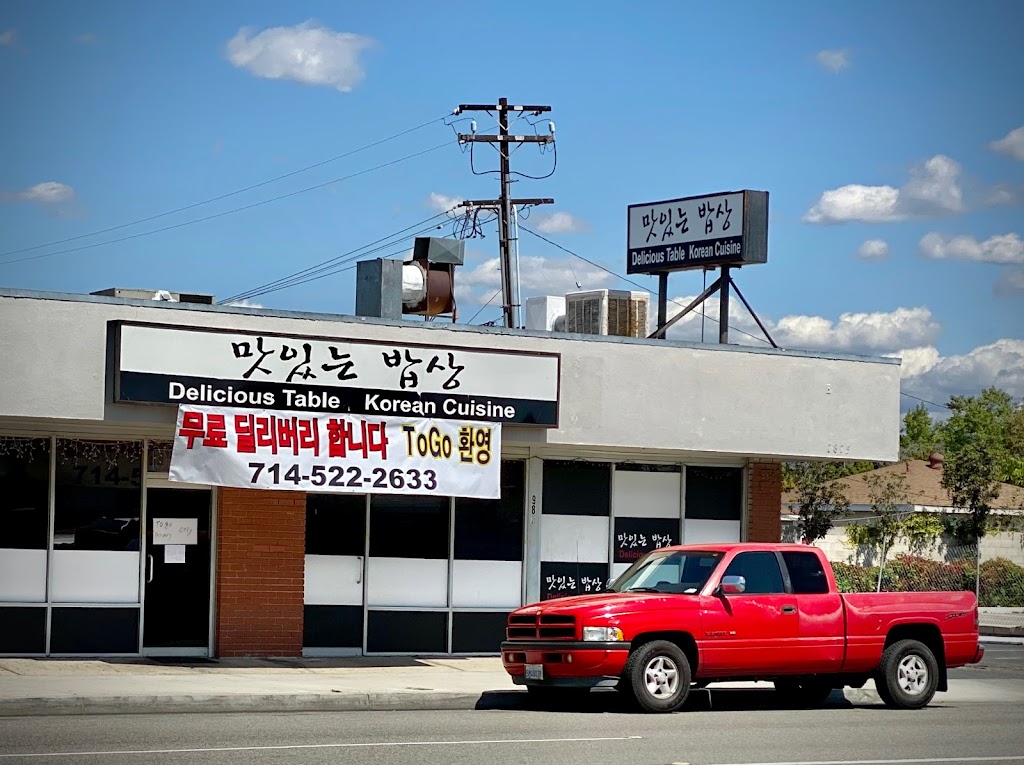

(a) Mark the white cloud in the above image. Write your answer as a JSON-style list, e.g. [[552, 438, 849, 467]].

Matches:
[[990, 126, 1024, 161], [0, 28, 16, 46], [918, 232, 1024, 264], [884, 346, 941, 379], [456, 254, 614, 305], [4, 181, 76, 205], [534, 211, 590, 234], [856, 238, 890, 260], [994, 268, 1024, 298], [226, 21, 373, 92], [986, 184, 1021, 207], [901, 339, 1024, 405], [427, 192, 464, 217], [772, 306, 941, 353], [804, 155, 965, 224], [662, 298, 939, 355], [816, 49, 851, 73]]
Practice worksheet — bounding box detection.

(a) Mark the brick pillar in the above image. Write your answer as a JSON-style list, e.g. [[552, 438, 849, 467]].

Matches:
[[215, 488, 306, 657], [747, 460, 782, 542]]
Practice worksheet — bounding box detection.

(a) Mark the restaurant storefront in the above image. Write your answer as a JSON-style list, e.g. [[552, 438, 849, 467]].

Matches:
[[0, 288, 900, 657]]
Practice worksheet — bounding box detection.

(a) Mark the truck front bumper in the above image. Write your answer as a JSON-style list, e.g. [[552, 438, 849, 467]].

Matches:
[[501, 641, 631, 688]]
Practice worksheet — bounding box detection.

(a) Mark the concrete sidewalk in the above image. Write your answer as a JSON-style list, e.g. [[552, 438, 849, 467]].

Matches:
[[1, 655, 1022, 717], [980, 608, 1024, 637]]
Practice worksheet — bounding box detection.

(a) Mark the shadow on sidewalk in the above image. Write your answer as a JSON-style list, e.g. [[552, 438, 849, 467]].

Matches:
[[9, 656, 493, 671]]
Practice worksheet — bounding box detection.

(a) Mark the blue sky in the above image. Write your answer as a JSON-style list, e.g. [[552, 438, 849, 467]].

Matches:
[[1, 0, 1022, 412]]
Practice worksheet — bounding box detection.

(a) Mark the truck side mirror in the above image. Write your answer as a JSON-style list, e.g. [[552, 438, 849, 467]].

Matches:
[[716, 575, 746, 596]]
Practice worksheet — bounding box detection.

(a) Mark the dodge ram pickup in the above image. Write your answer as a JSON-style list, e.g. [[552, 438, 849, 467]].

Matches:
[[502, 543, 984, 713]]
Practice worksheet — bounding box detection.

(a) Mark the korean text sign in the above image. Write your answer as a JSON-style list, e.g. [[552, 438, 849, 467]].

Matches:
[[626, 189, 768, 274], [169, 404, 502, 499]]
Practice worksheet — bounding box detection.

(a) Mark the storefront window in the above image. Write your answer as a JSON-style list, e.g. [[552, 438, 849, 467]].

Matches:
[[369, 495, 449, 559], [52, 440, 143, 604], [454, 460, 524, 562], [0, 438, 50, 608], [0, 438, 49, 550], [684, 466, 743, 544], [685, 467, 743, 520]]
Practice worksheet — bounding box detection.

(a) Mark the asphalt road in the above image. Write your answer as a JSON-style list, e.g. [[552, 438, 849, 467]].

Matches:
[[2, 695, 1023, 764], [0, 643, 1020, 764]]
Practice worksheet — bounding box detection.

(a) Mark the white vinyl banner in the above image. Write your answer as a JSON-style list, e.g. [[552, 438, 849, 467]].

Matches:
[[169, 404, 501, 499]]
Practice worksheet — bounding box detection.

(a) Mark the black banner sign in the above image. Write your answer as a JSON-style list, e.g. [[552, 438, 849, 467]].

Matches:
[[613, 517, 678, 564], [540, 562, 608, 601]]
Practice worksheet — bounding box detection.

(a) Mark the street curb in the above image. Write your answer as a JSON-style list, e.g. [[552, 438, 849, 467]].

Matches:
[[0, 691, 502, 717], [981, 627, 1024, 638]]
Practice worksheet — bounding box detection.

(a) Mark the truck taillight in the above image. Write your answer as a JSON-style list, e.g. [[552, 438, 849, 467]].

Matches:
[[974, 608, 979, 628]]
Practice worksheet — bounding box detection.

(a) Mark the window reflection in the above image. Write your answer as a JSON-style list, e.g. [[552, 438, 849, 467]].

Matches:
[[0, 438, 50, 550], [54, 440, 142, 551]]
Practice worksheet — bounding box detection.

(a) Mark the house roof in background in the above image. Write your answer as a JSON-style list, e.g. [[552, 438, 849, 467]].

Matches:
[[781, 459, 1024, 512]]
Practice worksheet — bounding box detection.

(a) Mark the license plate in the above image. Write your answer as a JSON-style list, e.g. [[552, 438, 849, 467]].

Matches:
[[525, 664, 544, 681]]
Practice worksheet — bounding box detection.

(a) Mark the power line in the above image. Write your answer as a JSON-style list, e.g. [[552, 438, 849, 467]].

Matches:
[[467, 289, 503, 324], [0, 115, 449, 260], [221, 218, 450, 304], [900, 391, 951, 409], [0, 143, 451, 267], [519, 225, 774, 347]]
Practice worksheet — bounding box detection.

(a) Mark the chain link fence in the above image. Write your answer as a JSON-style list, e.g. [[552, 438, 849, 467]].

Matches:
[[806, 525, 1024, 607]]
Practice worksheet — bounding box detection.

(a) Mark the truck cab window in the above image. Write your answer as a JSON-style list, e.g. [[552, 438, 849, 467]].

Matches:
[[782, 551, 830, 594], [722, 551, 785, 594]]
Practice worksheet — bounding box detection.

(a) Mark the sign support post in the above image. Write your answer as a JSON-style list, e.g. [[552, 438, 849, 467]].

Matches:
[[627, 189, 775, 346]]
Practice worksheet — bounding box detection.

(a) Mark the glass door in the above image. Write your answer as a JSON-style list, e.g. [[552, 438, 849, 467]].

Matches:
[[142, 485, 213, 655]]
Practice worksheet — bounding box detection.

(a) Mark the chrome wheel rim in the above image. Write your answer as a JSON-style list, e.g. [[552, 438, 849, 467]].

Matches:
[[897, 654, 928, 696], [643, 655, 680, 699]]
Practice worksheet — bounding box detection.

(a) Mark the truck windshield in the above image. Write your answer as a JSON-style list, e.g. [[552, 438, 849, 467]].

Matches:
[[610, 550, 722, 594]]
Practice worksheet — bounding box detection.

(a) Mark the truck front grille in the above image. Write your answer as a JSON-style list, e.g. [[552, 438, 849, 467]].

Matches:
[[506, 613, 577, 640]]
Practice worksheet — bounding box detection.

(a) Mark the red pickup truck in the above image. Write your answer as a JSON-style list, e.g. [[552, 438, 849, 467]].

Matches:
[[502, 543, 984, 713]]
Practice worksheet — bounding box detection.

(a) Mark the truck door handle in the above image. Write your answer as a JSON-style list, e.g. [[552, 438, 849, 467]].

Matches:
[[781, 605, 796, 614]]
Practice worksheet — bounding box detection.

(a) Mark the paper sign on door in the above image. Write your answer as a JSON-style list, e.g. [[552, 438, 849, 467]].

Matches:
[[153, 518, 198, 545], [164, 545, 186, 564]]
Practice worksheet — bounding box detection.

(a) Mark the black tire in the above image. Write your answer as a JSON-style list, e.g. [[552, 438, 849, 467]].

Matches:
[[774, 677, 834, 708], [623, 640, 692, 713], [873, 639, 939, 709]]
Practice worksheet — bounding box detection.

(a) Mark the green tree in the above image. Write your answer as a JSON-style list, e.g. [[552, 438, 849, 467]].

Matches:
[[793, 462, 851, 543], [781, 460, 876, 493], [900, 404, 940, 461], [941, 388, 1013, 542]]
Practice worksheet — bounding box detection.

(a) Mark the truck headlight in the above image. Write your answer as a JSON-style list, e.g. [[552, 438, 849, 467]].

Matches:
[[582, 626, 623, 642]]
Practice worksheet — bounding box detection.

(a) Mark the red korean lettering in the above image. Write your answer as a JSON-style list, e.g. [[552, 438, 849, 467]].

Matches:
[[254, 416, 277, 454], [234, 414, 256, 454], [276, 416, 299, 456], [202, 414, 228, 448], [297, 418, 319, 456], [178, 411, 205, 449], [327, 419, 347, 458], [365, 421, 389, 459]]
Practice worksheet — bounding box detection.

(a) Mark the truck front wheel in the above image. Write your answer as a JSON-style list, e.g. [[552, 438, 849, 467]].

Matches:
[[623, 640, 692, 713], [874, 639, 939, 709]]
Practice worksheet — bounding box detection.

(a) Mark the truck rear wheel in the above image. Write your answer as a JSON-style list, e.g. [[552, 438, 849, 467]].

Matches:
[[774, 678, 834, 708], [874, 639, 939, 709], [623, 640, 692, 713]]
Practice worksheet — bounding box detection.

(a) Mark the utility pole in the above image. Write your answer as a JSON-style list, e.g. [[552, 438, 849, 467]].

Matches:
[[454, 98, 554, 328]]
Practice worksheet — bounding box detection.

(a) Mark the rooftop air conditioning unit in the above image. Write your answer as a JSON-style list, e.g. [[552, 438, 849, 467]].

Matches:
[[565, 289, 649, 338], [525, 296, 566, 332]]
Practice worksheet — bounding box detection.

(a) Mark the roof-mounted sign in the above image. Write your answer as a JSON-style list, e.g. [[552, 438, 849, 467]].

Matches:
[[627, 190, 768, 275]]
